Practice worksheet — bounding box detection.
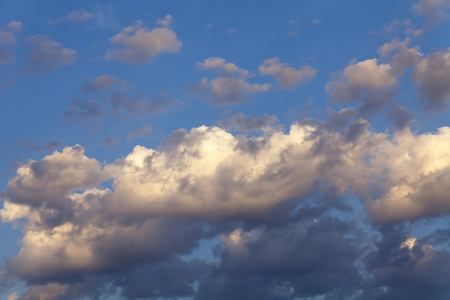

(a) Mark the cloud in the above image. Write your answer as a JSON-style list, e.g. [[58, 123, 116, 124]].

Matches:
[[378, 38, 423, 72], [103, 136, 118, 146], [64, 100, 102, 123], [190, 57, 271, 105], [126, 124, 152, 140], [259, 57, 317, 88], [156, 15, 174, 28], [104, 19, 181, 64], [47, 10, 93, 25], [81, 74, 131, 93], [412, 49, 450, 112], [20, 283, 68, 300], [6, 123, 450, 298], [363, 126, 450, 223], [23, 35, 76, 74], [385, 103, 414, 131], [15, 140, 62, 152], [326, 58, 399, 114], [312, 19, 321, 25], [218, 112, 279, 132], [111, 92, 181, 118], [0, 21, 22, 64], [196, 217, 363, 300], [413, 0, 450, 28]]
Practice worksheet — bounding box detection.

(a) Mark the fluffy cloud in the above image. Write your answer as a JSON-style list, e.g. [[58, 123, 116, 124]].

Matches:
[[378, 38, 423, 72], [413, 0, 450, 28], [190, 57, 271, 105], [364, 127, 450, 223], [326, 58, 398, 114], [412, 49, 450, 111], [23, 35, 76, 74], [5, 123, 450, 298], [259, 57, 317, 88], [105, 19, 181, 64]]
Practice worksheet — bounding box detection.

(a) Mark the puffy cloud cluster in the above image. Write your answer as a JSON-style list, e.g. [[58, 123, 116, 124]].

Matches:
[[218, 112, 279, 132], [105, 19, 181, 64], [259, 57, 317, 88], [378, 38, 423, 72], [4, 123, 450, 299], [326, 58, 399, 114], [190, 57, 271, 105]]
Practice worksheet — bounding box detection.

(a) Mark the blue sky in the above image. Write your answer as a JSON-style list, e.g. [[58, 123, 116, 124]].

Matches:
[[1, 1, 450, 299]]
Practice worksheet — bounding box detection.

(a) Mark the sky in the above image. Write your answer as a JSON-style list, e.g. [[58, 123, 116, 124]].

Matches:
[[1, 0, 450, 299]]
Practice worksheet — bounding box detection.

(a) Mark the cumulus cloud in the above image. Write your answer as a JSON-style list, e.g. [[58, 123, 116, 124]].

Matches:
[[259, 57, 317, 88], [412, 49, 450, 111], [5, 123, 450, 298], [23, 35, 76, 74], [218, 112, 279, 132], [190, 57, 271, 105], [363, 127, 450, 223], [326, 58, 399, 114], [105, 19, 181, 64], [378, 38, 423, 72], [81, 74, 131, 93]]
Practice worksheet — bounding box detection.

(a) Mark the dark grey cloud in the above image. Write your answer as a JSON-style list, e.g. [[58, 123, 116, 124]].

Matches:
[[23, 35, 76, 75], [413, 49, 450, 112], [195, 217, 363, 300], [363, 225, 450, 300]]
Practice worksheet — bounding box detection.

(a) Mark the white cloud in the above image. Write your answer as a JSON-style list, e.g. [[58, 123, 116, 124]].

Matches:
[[197, 57, 250, 78], [259, 57, 317, 88], [326, 58, 398, 114], [365, 127, 450, 223], [412, 48, 450, 111], [23, 35, 76, 74], [105, 19, 181, 64]]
